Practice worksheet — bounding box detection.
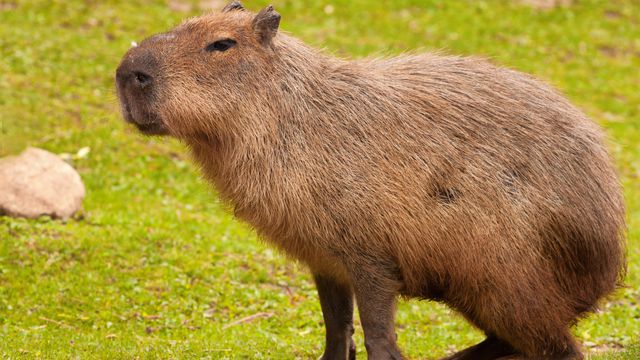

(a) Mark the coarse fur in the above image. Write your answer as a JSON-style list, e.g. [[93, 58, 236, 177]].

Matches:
[[115, 3, 626, 359]]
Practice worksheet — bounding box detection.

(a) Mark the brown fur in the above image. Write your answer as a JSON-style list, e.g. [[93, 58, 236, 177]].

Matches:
[[115, 3, 626, 359]]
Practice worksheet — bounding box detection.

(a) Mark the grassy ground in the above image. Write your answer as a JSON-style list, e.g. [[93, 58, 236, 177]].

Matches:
[[1, 0, 639, 358]]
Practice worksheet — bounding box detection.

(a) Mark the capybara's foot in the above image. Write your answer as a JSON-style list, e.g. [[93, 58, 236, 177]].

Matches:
[[493, 352, 583, 360], [349, 339, 356, 360], [441, 337, 517, 360], [319, 338, 356, 360]]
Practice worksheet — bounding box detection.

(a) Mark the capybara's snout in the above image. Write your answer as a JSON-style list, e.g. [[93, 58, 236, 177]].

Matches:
[[115, 40, 167, 135]]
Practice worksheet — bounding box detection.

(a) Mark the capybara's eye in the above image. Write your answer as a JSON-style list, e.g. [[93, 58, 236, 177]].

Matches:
[[205, 39, 237, 52]]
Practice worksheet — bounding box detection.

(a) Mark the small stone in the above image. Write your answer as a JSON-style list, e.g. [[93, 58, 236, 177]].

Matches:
[[75, 147, 90, 159], [0, 147, 85, 219], [324, 4, 335, 15]]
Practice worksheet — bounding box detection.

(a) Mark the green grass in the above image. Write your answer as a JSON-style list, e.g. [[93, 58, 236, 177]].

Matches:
[[1, 0, 639, 358]]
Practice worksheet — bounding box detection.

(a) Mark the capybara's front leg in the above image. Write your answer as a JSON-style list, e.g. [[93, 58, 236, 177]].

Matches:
[[351, 273, 403, 360], [314, 274, 356, 360]]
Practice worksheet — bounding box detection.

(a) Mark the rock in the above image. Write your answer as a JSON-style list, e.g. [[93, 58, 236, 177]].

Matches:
[[0, 147, 85, 219]]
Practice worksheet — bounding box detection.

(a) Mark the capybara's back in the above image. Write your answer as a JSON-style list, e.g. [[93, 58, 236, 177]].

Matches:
[[116, 3, 626, 359], [356, 54, 627, 357]]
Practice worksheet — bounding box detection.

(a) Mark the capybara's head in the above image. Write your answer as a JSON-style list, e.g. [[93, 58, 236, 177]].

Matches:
[[115, 1, 281, 137]]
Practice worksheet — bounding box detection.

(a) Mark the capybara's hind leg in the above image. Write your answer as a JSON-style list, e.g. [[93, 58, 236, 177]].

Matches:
[[499, 328, 584, 360], [440, 337, 517, 360], [313, 273, 356, 360], [447, 269, 586, 360], [538, 336, 584, 360]]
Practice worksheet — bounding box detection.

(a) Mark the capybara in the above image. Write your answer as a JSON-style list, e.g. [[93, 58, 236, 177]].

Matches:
[[115, 2, 626, 359]]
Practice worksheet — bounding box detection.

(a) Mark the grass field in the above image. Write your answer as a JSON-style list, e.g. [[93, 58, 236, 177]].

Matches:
[[1, 0, 639, 358]]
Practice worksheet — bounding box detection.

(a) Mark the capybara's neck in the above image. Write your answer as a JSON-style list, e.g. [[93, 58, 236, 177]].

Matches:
[[185, 35, 359, 235]]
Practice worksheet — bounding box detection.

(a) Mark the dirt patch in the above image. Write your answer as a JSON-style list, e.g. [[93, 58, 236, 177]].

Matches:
[[168, 0, 226, 13], [598, 45, 619, 58], [0, 2, 17, 11], [604, 10, 623, 20], [520, 0, 572, 9], [168, 0, 191, 12], [584, 341, 625, 353], [199, 0, 226, 11]]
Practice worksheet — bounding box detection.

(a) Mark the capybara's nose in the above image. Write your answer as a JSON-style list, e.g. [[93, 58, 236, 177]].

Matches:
[[115, 48, 157, 90], [132, 70, 152, 88]]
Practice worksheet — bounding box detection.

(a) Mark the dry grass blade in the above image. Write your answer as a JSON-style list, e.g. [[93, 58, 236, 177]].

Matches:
[[222, 312, 274, 329]]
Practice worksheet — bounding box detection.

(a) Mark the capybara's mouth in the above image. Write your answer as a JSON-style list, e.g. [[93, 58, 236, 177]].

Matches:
[[134, 120, 168, 136], [127, 108, 168, 135], [120, 102, 135, 124], [118, 95, 168, 136]]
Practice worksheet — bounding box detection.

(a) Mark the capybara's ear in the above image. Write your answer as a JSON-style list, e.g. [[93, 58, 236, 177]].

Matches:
[[221, 1, 244, 12], [252, 5, 281, 46]]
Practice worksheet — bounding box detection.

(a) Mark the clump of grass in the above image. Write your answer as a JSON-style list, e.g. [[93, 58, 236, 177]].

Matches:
[[1, 0, 638, 358]]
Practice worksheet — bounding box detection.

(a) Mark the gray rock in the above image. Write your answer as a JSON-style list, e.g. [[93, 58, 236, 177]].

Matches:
[[0, 147, 85, 219]]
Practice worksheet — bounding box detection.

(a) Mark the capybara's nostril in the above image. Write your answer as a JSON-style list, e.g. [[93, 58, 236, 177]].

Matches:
[[133, 71, 152, 88]]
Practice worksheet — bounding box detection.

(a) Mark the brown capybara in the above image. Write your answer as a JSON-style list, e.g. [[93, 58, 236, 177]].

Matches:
[[115, 2, 626, 359]]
